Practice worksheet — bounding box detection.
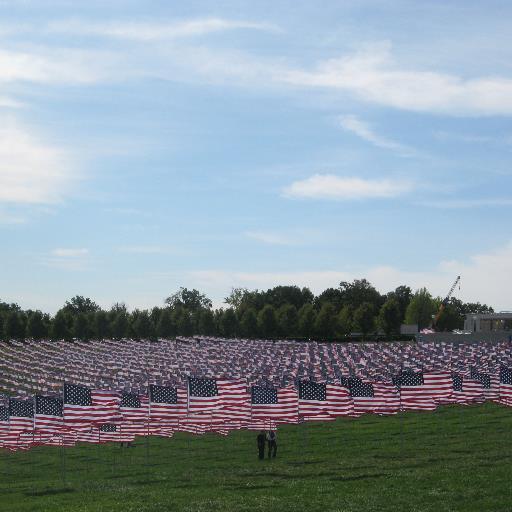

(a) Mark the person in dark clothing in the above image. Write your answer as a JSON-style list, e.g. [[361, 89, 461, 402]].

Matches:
[[267, 430, 277, 458], [257, 431, 266, 459]]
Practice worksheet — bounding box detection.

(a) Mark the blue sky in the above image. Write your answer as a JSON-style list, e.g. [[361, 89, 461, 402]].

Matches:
[[1, 0, 511, 312]]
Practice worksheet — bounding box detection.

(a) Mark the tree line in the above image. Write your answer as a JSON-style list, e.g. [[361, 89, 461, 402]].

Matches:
[[0, 280, 493, 342]]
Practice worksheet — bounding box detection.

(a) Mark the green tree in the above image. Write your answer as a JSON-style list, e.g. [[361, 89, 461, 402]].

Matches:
[[378, 298, 402, 338], [239, 308, 258, 338], [276, 304, 298, 337], [314, 302, 337, 339], [51, 311, 71, 341], [92, 310, 110, 340], [26, 310, 48, 340], [336, 305, 353, 337], [257, 305, 277, 339], [405, 288, 437, 329], [62, 296, 100, 315], [297, 303, 317, 338], [73, 313, 90, 341], [339, 279, 384, 311], [132, 310, 154, 339], [156, 309, 174, 338], [353, 302, 376, 339], [3, 311, 25, 341], [386, 285, 412, 323], [220, 308, 238, 337], [111, 312, 129, 339], [165, 288, 212, 311], [198, 309, 216, 336], [173, 308, 193, 336]]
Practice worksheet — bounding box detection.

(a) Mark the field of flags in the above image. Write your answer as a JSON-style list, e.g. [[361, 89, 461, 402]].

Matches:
[[1, 336, 512, 451]]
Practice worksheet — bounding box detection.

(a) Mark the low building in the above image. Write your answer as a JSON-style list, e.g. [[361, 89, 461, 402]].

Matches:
[[464, 312, 512, 332]]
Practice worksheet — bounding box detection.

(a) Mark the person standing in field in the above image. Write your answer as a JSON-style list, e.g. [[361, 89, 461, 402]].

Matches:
[[257, 431, 266, 460], [267, 430, 277, 458]]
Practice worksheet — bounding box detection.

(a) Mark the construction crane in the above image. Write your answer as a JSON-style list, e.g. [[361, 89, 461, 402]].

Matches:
[[432, 275, 461, 328]]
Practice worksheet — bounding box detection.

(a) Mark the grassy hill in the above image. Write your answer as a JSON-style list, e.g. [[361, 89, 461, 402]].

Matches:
[[1, 403, 511, 512]]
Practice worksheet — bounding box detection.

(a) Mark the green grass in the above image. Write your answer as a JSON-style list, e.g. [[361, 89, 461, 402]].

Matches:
[[1, 403, 511, 512]]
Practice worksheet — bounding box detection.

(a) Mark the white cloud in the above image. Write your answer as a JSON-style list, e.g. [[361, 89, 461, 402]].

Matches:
[[51, 248, 89, 257], [0, 48, 115, 84], [283, 174, 413, 200], [47, 18, 279, 41], [244, 231, 297, 246], [185, 241, 512, 311], [339, 115, 414, 156], [280, 43, 512, 116], [0, 121, 73, 204]]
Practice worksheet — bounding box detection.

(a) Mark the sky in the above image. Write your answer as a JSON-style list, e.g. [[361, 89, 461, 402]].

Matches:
[[1, 0, 512, 313]]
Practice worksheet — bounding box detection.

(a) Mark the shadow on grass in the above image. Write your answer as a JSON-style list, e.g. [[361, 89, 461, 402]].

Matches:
[[24, 487, 75, 497]]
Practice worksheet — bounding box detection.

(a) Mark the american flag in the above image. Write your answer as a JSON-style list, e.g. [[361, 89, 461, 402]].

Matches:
[[63, 383, 120, 430], [470, 368, 499, 400], [149, 384, 187, 421], [347, 378, 400, 415], [394, 371, 452, 411], [34, 396, 64, 431], [250, 386, 298, 424], [451, 374, 486, 405], [99, 423, 135, 443], [498, 367, 512, 406], [119, 392, 149, 422], [298, 381, 353, 418], [187, 378, 249, 414], [8, 398, 34, 432]]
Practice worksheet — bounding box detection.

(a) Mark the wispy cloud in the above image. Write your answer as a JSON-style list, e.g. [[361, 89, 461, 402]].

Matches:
[[283, 174, 413, 200], [280, 42, 512, 116], [47, 18, 279, 41], [244, 231, 297, 246], [339, 115, 414, 156], [42, 248, 90, 270], [0, 121, 74, 204], [51, 248, 88, 257]]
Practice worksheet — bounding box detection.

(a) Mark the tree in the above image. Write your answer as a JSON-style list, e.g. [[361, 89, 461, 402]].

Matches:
[[257, 305, 277, 338], [336, 305, 353, 337], [111, 312, 129, 339], [62, 296, 100, 315], [51, 311, 71, 341], [165, 288, 212, 311], [265, 286, 314, 310], [353, 302, 376, 339], [197, 309, 216, 336], [314, 288, 344, 311], [239, 308, 258, 338], [3, 311, 25, 341], [339, 279, 384, 311], [73, 313, 90, 341], [276, 304, 298, 337], [386, 285, 412, 323], [297, 304, 316, 338], [173, 308, 193, 336], [26, 310, 48, 340], [132, 310, 154, 339], [220, 308, 238, 337], [92, 310, 110, 340], [157, 309, 174, 338], [314, 302, 337, 339], [378, 298, 402, 338], [405, 288, 437, 329], [224, 288, 250, 309]]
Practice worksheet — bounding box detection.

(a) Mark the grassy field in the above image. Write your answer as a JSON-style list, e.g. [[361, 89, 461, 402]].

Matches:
[[1, 403, 511, 512]]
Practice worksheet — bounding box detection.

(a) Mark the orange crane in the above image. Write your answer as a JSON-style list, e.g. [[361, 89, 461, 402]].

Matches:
[[432, 275, 461, 328]]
